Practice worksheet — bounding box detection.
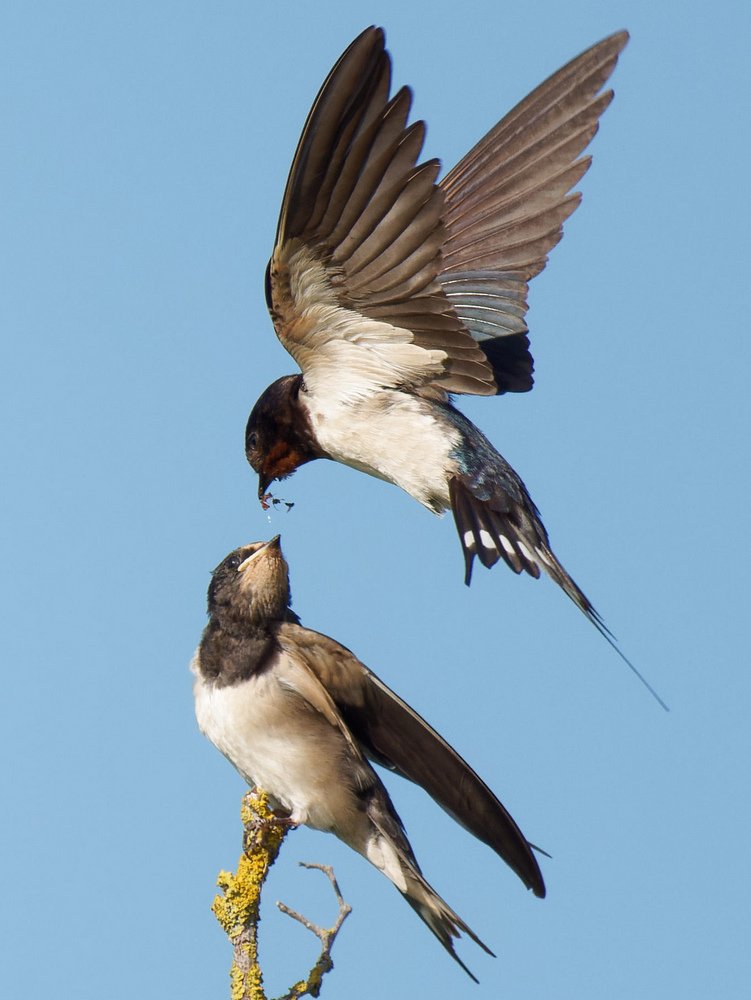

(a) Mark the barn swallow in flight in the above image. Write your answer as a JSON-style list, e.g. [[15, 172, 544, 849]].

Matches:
[[193, 536, 546, 979], [244, 29, 666, 708]]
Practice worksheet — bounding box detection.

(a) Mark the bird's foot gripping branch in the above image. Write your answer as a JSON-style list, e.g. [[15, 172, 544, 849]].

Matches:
[[211, 788, 351, 1000]]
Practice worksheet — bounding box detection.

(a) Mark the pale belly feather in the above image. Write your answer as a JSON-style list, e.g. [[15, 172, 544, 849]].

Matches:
[[302, 390, 458, 512], [192, 657, 362, 834]]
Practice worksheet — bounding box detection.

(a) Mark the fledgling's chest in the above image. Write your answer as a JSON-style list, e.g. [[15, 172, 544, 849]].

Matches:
[[194, 664, 298, 787], [191, 655, 354, 828], [301, 389, 458, 511]]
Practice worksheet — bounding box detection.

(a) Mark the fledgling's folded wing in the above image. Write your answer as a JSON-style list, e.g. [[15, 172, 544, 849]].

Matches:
[[438, 31, 629, 393], [268, 26, 496, 401], [278, 622, 546, 898], [274, 626, 495, 980]]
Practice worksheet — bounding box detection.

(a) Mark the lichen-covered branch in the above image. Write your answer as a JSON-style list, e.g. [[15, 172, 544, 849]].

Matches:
[[211, 789, 352, 1000], [212, 789, 287, 1000]]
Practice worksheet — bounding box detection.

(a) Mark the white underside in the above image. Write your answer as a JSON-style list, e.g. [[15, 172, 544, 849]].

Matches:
[[193, 653, 355, 830], [301, 389, 458, 512], [192, 648, 414, 892]]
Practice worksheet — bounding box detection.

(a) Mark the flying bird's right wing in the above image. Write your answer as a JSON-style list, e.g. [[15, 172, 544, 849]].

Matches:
[[279, 622, 546, 898], [268, 26, 497, 402]]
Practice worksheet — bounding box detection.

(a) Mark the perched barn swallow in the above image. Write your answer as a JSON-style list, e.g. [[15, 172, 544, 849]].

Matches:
[[245, 28, 666, 708], [192, 536, 545, 979]]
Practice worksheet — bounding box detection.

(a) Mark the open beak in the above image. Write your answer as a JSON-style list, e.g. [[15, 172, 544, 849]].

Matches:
[[238, 535, 281, 573]]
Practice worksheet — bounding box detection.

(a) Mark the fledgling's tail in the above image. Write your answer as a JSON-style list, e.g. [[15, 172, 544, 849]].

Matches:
[[449, 475, 668, 710], [362, 785, 493, 981], [399, 859, 493, 983]]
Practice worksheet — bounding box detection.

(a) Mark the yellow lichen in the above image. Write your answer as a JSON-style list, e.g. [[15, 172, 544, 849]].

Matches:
[[212, 854, 262, 938], [211, 789, 349, 1000], [212, 791, 287, 941], [229, 940, 264, 1000]]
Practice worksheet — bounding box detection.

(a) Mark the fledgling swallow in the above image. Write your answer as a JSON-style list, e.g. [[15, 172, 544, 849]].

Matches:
[[192, 536, 545, 980], [242, 28, 664, 703]]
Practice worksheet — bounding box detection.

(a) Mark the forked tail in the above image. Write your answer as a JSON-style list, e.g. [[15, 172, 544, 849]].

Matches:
[[449, 476, 668, 710], [364, 786, 494, 981]]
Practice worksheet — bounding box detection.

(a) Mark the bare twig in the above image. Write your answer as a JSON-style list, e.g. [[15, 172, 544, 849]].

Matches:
[[211, 790, 352, 1000], [276, 864, 353, 1000]]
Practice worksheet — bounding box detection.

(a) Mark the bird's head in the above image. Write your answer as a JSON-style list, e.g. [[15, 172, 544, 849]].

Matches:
[[208, 535, 291, 627], [245, 375, 322, 505]]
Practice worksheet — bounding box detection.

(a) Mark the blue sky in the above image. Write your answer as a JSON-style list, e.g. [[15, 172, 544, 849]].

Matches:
[[2, 1, 749, 997]]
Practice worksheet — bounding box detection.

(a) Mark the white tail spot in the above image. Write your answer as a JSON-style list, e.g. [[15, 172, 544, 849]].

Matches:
[[518, 541, 535, 565], [479, 529, 497, 551], [499, 535, 515, 557], [535, 546, 553, 567]]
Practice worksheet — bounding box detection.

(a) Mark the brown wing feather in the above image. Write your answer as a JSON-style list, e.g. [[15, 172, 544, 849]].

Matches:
[[279, 622, 545, 898], [272, 26, 496, 397], [271, 28, 627, 399], [277, 29, 391, 243], [437, 31, 629, 394]]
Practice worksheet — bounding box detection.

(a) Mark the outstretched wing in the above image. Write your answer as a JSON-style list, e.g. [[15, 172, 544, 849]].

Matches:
[[268, 26, 496, 400], [267, 27, 627, 401], [438, 31, 629, 393], [279, 621, 546, 898]]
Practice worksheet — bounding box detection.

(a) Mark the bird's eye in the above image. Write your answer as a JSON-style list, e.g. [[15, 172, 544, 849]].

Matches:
[[247, 431, 258, 451], [227, 555, 241, 570]]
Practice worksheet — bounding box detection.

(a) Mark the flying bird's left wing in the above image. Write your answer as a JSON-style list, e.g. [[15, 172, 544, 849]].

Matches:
[[267, 26, 496, 401], [278, 622, 546, 898], [437, 30, 629, 394]]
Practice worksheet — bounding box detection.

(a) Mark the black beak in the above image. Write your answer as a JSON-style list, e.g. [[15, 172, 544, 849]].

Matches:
[[258, 472, 272, 500]]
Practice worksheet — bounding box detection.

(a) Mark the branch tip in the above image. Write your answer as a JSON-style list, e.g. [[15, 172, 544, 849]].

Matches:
[[211, 789, 351, 1000]]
